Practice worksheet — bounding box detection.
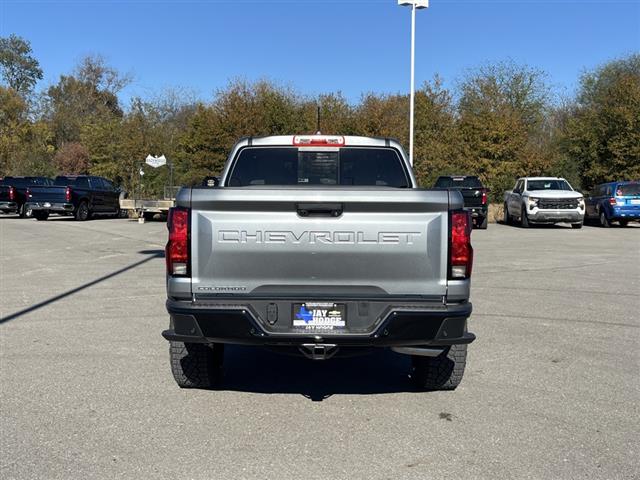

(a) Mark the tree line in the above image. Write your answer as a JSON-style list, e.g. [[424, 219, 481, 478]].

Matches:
[[1, 34, 638, 200]]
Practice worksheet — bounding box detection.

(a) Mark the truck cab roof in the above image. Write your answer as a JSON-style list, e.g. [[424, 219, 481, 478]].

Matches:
[[518, 176, 565, 181], [236, 135, 402, 148]]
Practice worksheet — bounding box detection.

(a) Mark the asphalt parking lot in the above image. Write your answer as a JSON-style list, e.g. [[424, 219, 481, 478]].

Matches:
[[1, 215, 638, 480]]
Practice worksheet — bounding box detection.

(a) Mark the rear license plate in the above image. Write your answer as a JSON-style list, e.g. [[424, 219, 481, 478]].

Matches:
[[631, 199, 640, 205], [292, 302, 346, 330], [43, 202, 51, 208]]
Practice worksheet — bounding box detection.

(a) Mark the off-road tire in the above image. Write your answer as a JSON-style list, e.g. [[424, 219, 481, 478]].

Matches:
[[74, 201, 90, 221], [170, 341, 224, 389], [520, 204, 530, 228], [410, 344, 467, 391], [33, 211, 49, 221], [571, 222, 583, 229], [599, 211, 610, 228]]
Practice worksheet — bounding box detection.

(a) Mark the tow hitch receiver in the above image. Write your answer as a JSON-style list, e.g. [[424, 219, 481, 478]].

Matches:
[[299, 344, 338, 360]]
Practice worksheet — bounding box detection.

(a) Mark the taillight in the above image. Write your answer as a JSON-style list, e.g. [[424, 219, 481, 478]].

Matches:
[[26, 188, 31, 199], [481, 190, 487, 205], [608, 197, 617, 206], [450, 211, 473, 279], [8, 186, 15, 201], [293, 135, 345, 147], [65, 186, 71, 202], [166, 207, 190, 276]]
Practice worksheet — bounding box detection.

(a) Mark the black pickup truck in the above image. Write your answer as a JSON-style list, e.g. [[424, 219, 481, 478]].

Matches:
[[26, 175, 121, 221], [0, 185, 18, 214], [0, 176, 53, 217], [434, 175, 489, 229]]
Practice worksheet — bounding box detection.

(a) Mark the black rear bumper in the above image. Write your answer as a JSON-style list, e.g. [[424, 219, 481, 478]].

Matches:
[[0, 201, 18, 213], [464, 205, 487, 218], [27, 202, 74, 213], [163, 298, 474, 348]]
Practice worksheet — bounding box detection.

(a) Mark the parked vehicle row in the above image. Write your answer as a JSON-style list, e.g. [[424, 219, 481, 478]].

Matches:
[[0, 175, 122, 221], [502, 177, 640, 228], [2, 172, 638, 228]]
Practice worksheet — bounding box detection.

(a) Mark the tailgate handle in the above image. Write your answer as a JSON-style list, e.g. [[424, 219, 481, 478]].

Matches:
[[297, 203, 343, 217]]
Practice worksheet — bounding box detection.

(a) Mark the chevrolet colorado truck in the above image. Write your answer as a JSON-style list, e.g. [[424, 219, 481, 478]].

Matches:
[[503, 177, 585, 228], [162, 135, 475, 391]]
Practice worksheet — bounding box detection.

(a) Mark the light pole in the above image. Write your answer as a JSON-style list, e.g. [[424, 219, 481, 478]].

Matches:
[[398, 0, 428, 167]]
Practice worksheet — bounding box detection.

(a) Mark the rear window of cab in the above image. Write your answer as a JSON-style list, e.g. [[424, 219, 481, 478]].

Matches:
[[227, 147, 410, 188], [435, 176, 483, 188]]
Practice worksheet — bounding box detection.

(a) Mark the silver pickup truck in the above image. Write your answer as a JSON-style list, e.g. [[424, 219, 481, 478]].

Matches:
[[162, 135, 475, 390]]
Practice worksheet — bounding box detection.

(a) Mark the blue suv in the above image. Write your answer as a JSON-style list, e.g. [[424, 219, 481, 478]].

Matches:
[[585, 181, 640, 227]]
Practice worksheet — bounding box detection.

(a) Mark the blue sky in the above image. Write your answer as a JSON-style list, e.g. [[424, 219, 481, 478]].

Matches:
[[1, 0, 639, 105]]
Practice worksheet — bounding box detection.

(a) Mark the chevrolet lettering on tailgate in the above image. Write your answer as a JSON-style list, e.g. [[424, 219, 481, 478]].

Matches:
[[217, 230, 422, 245]]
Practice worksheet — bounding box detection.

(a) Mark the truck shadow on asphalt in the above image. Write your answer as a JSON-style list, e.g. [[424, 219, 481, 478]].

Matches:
[[219, 345, 416, 401], [0, 250, 164, 324]]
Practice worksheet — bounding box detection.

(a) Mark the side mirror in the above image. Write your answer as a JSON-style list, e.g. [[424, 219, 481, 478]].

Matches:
[[202, 176, 220, 187]]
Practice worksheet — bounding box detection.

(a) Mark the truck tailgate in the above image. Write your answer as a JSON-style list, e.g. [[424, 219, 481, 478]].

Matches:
[[459, 188, 484, 207], [27, 186, 68, 203], [189, 188, 450, 298]]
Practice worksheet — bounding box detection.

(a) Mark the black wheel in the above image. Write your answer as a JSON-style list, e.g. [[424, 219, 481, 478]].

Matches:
[[170, 341, 224, 389], [503, 204, 511, 225], [33, 211, 49, 221], [619, 220, 629, 227], [571, 222, 583, 229], [74, 201, 90, 221], [520, 204, 530, 228], [478, 216, 488, 230], [410, 344, 467, 391], [599, 211, 610, 228], [143, 211, 155, 221]]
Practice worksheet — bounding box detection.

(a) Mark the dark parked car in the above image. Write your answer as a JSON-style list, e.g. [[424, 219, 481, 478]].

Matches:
[[26, 175, 121, 221], [434, 175, 489, 229], [0, 176, 53, 217], [585, 181, 640, 227]]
